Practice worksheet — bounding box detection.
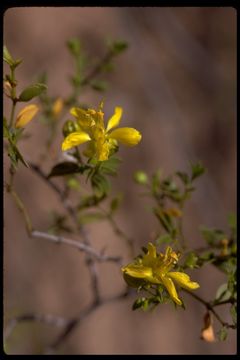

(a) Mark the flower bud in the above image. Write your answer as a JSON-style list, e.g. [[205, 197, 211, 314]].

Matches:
[[15, 104, 39, 128], [134, 171, 148, 185], [62, 120, 81, 137], [52, 98, 64, 118]]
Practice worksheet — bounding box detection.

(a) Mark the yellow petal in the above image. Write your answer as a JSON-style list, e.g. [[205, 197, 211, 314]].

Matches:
[[122, 264, 159, 284], [70, 107, 96, 129], [142, 242, 157, 267], [62, 131, 91, 151], [168, 272, 200, 290], [106, 106, 123, 132], [161, 275, 182, 305], [15, 104, 39, 128], [108, 127, 142, 146], [97, 142, 111, 161]]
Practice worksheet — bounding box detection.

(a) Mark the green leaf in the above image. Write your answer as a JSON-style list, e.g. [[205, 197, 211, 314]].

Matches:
[[67, 38, 81, 56], [217, 326, 228, 341], [151, 169, 161, 195], [47, 162, 89, 178], [7, 138, 29, 168], [154, 208, 174, 233], [100, 157, 121, 176], [190, 161, 205, 181], [228, 213, 236, 230], [230, 304, 237, 325], [78, 211, 106, 224], [90, 80, 107, 92], [132, 297, 146, 311], [156, 234, 172, 246], [110, 195, 122, 214], [91, 173, 110, 196], [3, 117, 9, 138], [78, 194, 106, 210], [109, 40, 128, 55], [175, 171, 190, 185], [3, 45, 15, 66], [184, 252, 199, 269], [197, 251, 215, 267], [200, 226, 225, 246], [19, 83, 47, 102], [215, 283, 231, 302]]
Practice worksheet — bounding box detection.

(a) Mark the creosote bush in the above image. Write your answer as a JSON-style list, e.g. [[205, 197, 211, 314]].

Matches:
[[3, 39, 236, 354]]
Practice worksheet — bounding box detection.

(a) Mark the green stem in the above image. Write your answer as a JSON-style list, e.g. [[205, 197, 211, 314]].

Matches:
[[9, 100, 16, 128], [9, 67, 17, 128], [6, 184, 32, 235]]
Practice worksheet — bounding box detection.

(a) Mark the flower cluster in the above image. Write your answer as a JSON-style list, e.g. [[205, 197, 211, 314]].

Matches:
[[61, 103, 142, 161], [122, 243, 199, 305]]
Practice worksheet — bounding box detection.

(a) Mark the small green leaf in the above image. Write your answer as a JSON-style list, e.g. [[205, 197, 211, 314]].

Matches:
[[217, 326, 228, 341], [100, 156, 121, 176], [91, 173, 110, 196], [47, 162, 89, 178], [19, 83, 47, 102], [3, 117, 9, 138], [151, 169, 161, 195], [154, 208, 174, 233], [78, 194, 106, 210], [215, 283, 231, 302], [90, 80, 107, 92], [7, 138, 29, 168], [3, 45, 15, 66], [190, 161, 205, 181], [110, 195, 122, 214], [156, 234, 172, 246], [200, 226, 225, 246], [67, 38, 81, 56], [132, 297, 146, 311], [176, 171, 190, 185], [228, 213, 236, 228], [109, 40, 128, 55], [230, 304, 237, 325], [78, 211, 106, 224], [184, 252, 199, 269], [197, 251, 215, 267]]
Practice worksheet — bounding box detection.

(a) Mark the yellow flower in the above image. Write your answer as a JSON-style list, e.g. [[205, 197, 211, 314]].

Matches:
[[52, 98, 64, 118], [122, 243, 199, 306], [61, 103, 142, 161], [15, 104, 39, 128]]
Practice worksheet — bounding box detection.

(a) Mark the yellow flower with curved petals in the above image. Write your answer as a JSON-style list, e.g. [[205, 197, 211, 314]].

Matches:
[[62, 104, 142, 161], [122, 243, 199, 306]]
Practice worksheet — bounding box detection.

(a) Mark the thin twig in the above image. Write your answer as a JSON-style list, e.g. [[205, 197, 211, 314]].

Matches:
[[182, 289, 236, 329], [5, 184, 32, 235], [47, 288, 130, 352], [31, 230, 121, 264], [80, 51, 114, 87]]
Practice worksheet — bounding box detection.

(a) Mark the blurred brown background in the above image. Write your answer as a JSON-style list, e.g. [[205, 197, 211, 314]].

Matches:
[[4, 7, 236, 354]]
